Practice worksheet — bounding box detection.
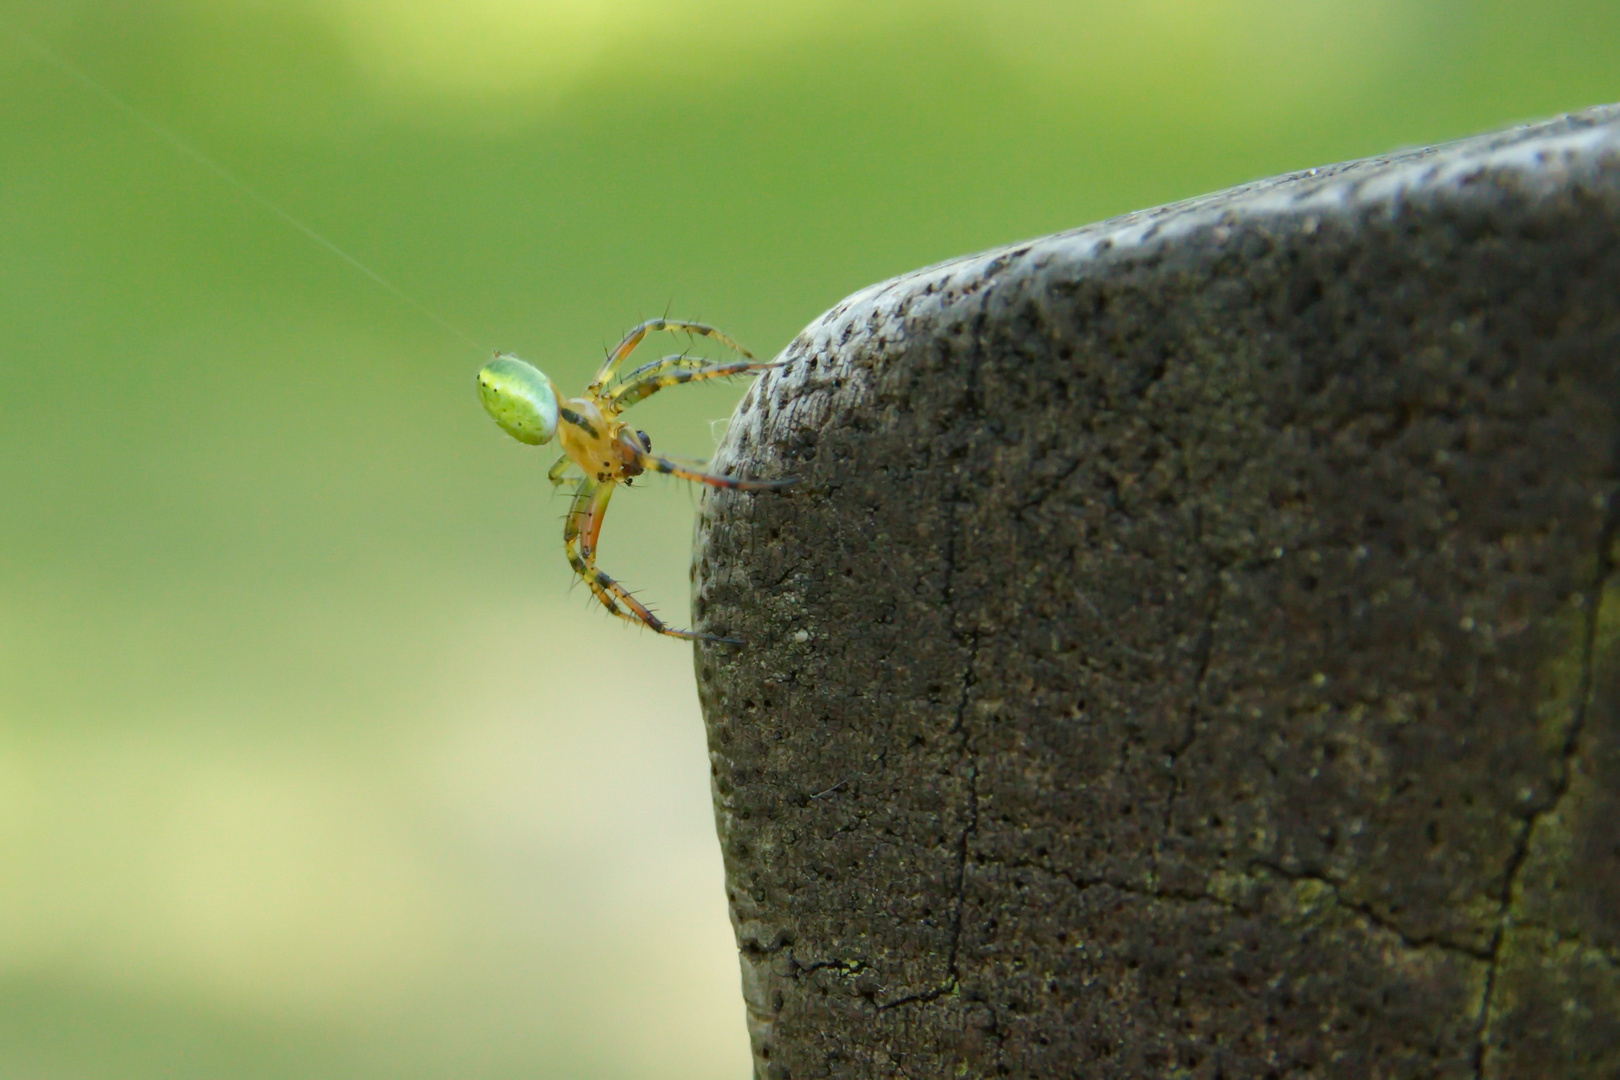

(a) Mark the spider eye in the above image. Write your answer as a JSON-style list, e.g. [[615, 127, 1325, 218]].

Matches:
[[478, 354, 559, 445]]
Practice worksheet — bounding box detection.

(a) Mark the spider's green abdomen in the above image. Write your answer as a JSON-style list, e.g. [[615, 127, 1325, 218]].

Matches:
[[478, 354, 559, 445]]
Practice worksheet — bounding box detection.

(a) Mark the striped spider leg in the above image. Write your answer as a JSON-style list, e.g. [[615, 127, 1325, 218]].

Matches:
[[477, 319, 790, 642]]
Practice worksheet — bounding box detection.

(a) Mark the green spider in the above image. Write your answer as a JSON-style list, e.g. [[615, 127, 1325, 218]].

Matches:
[[477, 318, 789, 643]]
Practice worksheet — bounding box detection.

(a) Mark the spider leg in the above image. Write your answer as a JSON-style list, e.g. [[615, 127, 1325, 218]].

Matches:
[[609, 350, 780, 388], [562, 477, 741, 643], [561, 480, 625, 617], [633, 449, 796, 491], [610, 352, 704, 389], [547, 453, 576, 487], [609, 358, 782, 407], [590, 318, 754, 390]]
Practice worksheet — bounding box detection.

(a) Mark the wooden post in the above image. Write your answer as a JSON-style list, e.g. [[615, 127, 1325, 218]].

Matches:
[[694, 105, 1620, 1079]]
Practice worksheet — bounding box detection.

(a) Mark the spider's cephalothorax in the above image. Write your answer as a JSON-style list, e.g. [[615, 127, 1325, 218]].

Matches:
[[477, 318, 789, 643]]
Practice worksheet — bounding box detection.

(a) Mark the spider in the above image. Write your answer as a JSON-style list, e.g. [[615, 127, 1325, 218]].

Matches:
[[477, 318, 789, 643]]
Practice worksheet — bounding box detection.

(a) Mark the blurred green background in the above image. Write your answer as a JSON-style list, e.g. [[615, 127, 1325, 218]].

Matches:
[[0, 1, 1615, 1076]]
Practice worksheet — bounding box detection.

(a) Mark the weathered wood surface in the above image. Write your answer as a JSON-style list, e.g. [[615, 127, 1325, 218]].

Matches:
[[692, 105, 1620, 1079]]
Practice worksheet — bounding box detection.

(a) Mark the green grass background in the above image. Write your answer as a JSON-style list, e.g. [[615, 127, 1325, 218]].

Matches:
[[1, 1, 1616, 1075]]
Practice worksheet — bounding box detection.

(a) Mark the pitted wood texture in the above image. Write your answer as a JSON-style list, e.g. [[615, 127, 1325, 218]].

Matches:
[[692, 105, 1620, 1079]]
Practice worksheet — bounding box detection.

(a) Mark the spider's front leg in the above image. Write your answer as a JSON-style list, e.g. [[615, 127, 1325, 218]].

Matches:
[[608, 356, 785, 407], [590, 318, 754, 391], [562, 477, 740, 644], [633, 448, 796, 491]]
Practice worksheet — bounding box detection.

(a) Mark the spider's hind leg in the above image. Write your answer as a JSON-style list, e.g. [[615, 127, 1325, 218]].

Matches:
[[547, 453, 575, 487]]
